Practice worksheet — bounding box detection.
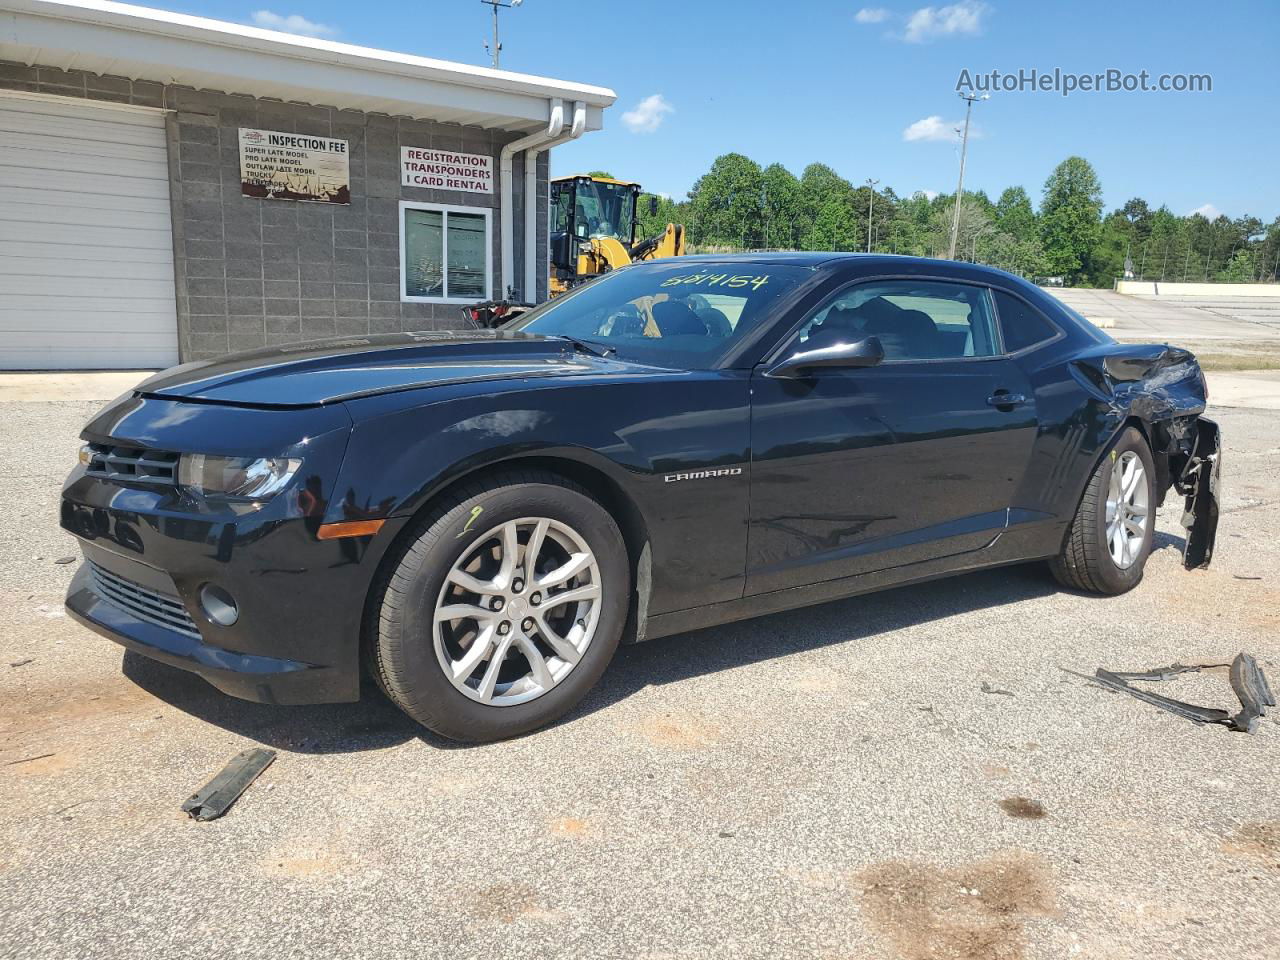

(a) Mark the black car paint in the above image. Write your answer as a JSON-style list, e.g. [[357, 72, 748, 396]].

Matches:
[[61, 255, 1218, 706]]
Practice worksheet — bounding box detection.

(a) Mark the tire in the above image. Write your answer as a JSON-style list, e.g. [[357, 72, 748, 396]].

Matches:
[[371, 471, 628, 742], [1050, 426, 1156, 595]]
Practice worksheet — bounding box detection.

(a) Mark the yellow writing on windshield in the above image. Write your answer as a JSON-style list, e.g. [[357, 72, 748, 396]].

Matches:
[[660, 273, 769, 290]]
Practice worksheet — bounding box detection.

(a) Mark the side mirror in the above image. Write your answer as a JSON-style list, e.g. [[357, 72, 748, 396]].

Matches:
[[647, 195, 659, 216], [765, 335, 885, 379]]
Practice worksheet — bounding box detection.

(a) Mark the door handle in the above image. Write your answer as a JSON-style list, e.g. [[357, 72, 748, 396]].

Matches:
[[987, 391, 1027, 408]]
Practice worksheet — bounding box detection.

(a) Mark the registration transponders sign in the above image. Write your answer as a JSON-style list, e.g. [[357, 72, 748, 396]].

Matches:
[[401, 147, 493, 194]]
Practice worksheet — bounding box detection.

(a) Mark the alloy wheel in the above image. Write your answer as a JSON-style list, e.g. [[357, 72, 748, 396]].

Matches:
[[433, 517, 603, 706], [1105, 451, 1149, 569]]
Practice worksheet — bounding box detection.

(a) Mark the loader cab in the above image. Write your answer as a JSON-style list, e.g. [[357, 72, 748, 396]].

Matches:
[[550, 175, 642, 276]]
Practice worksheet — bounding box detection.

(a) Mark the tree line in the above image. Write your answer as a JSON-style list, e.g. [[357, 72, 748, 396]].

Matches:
[[605, 155, 1279, 288]]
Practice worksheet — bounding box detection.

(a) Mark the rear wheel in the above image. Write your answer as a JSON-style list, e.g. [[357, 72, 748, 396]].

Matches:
[[1051, 426, 1156, 595], [372, 472, 628, 742]]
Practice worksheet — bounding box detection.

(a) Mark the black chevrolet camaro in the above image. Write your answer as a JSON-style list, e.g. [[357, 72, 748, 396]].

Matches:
[[62, 254, 1221, 742]]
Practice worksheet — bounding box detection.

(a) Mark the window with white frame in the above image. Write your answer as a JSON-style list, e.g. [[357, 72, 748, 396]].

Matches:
[[400, 202, 491, 302]]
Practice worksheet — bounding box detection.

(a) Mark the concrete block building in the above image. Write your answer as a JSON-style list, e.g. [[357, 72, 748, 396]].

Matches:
[[0, 0, 615, 368]]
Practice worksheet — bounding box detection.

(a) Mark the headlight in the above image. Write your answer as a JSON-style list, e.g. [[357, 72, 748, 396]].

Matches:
[[178, 454, 302, 500]]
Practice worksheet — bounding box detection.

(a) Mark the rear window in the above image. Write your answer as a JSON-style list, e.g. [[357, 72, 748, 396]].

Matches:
[[510, 262, 814, 369], [994, 290, 1060, 353]]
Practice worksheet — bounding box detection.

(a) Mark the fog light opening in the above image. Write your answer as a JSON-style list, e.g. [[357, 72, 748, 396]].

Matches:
[[200, 583, 239, 627]]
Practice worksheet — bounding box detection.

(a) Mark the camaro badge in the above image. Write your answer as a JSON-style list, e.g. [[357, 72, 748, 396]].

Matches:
[[664, 467, 743, 483]]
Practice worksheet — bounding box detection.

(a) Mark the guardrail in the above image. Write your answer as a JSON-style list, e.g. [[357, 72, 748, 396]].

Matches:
[[1115, 281, 1279, 297]]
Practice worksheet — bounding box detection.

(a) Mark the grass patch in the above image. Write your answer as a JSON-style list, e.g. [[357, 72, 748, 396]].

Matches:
[[1117, 337, 1280, 372], [1193, 353, 1280, 372]]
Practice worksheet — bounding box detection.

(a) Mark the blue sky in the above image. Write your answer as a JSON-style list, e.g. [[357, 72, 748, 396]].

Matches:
[[175, 0, 1275, 220]]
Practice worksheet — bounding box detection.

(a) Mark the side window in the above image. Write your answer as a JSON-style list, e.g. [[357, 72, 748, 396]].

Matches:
[[795, 280, 999, 360], [994, 290, 1059, 353]]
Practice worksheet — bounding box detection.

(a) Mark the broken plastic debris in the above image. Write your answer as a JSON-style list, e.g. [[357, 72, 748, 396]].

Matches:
[[181, 748, 276, 821], [1072, 653, 1273, 734]]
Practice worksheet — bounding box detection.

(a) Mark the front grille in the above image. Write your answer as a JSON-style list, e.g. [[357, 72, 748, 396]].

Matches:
[[88, 561, 201, 639], [84, 443, 179, 486]]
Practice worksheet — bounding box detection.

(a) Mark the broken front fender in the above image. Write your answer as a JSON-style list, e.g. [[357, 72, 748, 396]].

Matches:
[[1072, 343, 1220, 570], [1179, 417, 1220, 570]]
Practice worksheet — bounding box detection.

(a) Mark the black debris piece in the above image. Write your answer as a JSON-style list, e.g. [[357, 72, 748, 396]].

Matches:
[[53, 556, 76, 565], [1230, 654, 1275, 735], [980, 681, 1015, 697], [1078, 653, 1273, 733], [182, 748, 276, 821], [9, 658, 33, 668]]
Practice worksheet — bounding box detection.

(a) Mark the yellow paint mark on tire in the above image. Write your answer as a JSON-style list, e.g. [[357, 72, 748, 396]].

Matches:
[[457, 505, 484, 539]]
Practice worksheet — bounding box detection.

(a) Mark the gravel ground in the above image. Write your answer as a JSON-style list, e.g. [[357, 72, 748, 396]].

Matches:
[[1, 390, 1278, 960]]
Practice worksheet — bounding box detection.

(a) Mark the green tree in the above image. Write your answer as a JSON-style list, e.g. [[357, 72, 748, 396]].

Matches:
[[1040, 157, 1104, 282], [1119, 198, 1153, 244], [1084, 213, 1130, 286], [635, 192, 685, 244], [994, 187, 1037, 242], [1217, 248, 1258, 282], [805, 196, 860, 251], [687, 153, 764, 247], [760, 163, 801, 249], [797, 163, 854, 243], [885, 192, 934, 256], [1256, 218, 1280, 282]]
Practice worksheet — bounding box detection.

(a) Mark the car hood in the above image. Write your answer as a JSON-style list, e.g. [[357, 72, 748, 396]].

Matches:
[[136, 331, 606, 407]]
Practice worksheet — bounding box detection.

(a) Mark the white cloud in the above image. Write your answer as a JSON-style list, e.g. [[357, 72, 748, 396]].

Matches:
[[903, 115, 959, 142], [919, 189, 940, 200], [904, 1, 989, 42], [855, 7, 891, 23], [250, 10, 338, 38], [1188, 203, 1222, 220], [621, 94, 674, 134]]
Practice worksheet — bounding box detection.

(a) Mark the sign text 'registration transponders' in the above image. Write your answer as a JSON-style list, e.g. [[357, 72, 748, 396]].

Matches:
[[401, 147, 493, 194], [239, 128, 350, 204]]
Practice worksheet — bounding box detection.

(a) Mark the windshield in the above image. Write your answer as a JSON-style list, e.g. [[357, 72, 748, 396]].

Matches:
[[574, 180, 636, 242], [509, 262, 814, 369]]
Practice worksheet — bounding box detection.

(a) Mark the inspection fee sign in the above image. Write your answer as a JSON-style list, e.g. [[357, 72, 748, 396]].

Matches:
[[239, 128, 350, 203], [401, 147, 493, 194]]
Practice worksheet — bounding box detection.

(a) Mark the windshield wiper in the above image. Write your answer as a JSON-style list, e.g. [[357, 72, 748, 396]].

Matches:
[[556, 336, 616, 359]]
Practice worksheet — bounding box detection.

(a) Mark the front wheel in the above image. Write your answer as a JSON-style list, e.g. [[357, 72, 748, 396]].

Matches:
[[372, 472, 629, 742], [1050, 426, 1156, 595]]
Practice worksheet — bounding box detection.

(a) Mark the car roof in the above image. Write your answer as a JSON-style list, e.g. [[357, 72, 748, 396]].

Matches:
[[662, 252, 1022, 282]]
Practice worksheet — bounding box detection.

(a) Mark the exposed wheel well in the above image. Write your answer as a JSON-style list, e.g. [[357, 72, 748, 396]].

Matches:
[[1123, 414, 1179, 507]]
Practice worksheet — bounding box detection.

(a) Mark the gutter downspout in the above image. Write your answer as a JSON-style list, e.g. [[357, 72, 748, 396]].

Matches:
[[500, 98, 564, 300], [523, 100, 586, 302]]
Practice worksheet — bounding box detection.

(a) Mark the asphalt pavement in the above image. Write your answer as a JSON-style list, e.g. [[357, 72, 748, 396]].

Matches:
[[1046, 287, 1280, 341], [1, 377, 1278, 960]]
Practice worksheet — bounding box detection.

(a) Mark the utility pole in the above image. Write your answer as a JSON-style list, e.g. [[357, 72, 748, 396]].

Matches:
[[948, 91, 988, 260], [481, 0, 523, 69], [865, 179, 878, 252]]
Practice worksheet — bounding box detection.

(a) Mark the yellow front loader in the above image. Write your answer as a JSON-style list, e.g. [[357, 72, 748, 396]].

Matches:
[[548, 175, 685, 297]]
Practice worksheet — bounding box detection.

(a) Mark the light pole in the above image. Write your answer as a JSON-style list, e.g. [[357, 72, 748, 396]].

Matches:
[[865, 178, 878, 252], [481, 0, 523, 69], [947, 91, 988, 260]]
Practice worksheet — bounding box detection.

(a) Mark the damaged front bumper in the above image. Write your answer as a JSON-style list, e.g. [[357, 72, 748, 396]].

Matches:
[[1176, 417, 1220, 570]]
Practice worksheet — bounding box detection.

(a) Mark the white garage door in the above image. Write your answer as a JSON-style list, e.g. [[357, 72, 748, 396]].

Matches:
[[0, 94, 179, 369]]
